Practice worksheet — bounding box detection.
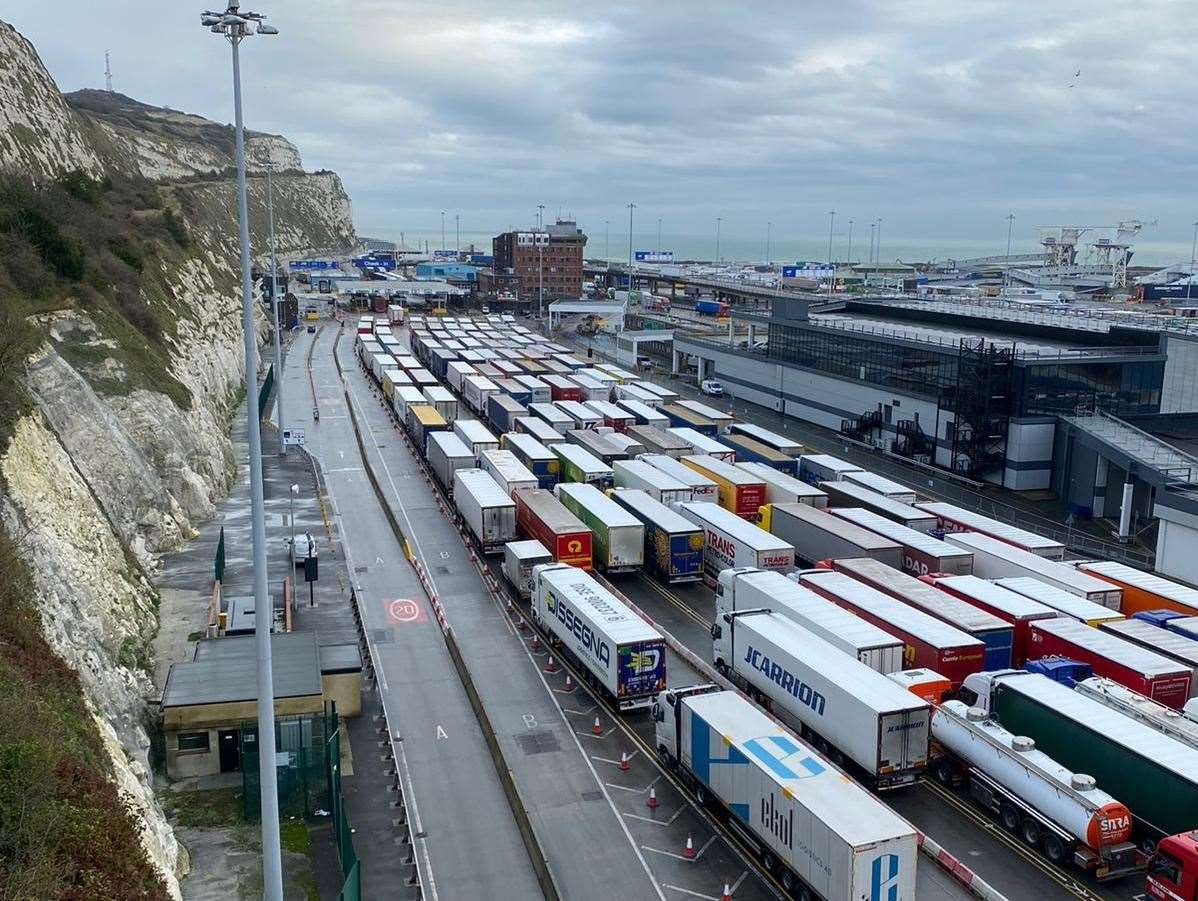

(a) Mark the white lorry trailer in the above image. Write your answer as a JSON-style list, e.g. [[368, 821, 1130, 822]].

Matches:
[[454, 469, 517, 553]]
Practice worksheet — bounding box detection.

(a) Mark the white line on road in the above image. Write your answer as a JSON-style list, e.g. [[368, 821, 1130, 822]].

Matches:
[[642, 834, 716, 862], [662, 885, 720, 900], [624, 807, 685, 826]]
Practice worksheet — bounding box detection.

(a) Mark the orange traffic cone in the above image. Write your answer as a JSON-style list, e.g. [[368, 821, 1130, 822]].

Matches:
[[591, 716, 602, 735], [531, 633, 541, 650], [618, 751, 630, 772], [683, 834, 695, 859], [646, 787, 658, 809], [564, 674, 574, 691], [720, 883, 732, 901], [544, 655, 558, 673]]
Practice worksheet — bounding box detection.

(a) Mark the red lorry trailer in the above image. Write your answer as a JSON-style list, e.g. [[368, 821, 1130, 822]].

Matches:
[[514, 488, 593, 570], [798, 569, 986, 688], [925, 574, 1059, 666], [1026, 617, 1193, 710]]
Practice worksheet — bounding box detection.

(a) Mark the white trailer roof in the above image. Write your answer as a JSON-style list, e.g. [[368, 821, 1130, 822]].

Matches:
[[992, 672, 1198, 781], [677, 399, 734, 423], [609, 489, 699, 534], [683, 454, 762, 486], [830, 508, 969, 559], [820, 481, 935, 524], [584, 400, 634, 420], [1031, 617, 1189, 676], [931, 575, 1055, 619], [455, 419, 498, 444], [995, 577, 1124, 623], [555, 400, 602, 422], [668, 427, 734, 456], [731, 422, 803, 452], [640, 454, 718, 490], [465, 374, 500, 391], [685, 691, 917, 846], [842, 470, 916, 499], [800, 453, 861, 476], [916, 501, 1065, 554], [427, 431, 472, 459], [503, 432, 556, 461], [454, 469, 514, 507], [676, 501, 792, 552], [556, 482, 641, 528], [735, 462, 827, 500], [737, 570, 902, 652], [568, 374, 607, 392], [614, 398, 666, 422], [395, 386, 427, 404], [1101, 619, 1198, 667], [769, 503, 900, 552], [613, 459, 689, 491], [946, 532, 1117, 599], [737, 612, 927, 714], [799, 570, 984, 650], [1077, 561, 1198, 615], [551, 442, 611, 474], [636, 381, 679, 400], [538, 565, 661, 644], [480, 449, 537, 483], [424, 385, 455, 402], [529, 402, 572, 424]]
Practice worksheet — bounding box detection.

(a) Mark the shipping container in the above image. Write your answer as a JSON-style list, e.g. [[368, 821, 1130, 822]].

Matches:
[[612, 459, 692, 505], [1098, 619, 1198, 696], [614, 397, 668, 427], [583, 400, 636, 432], [675, 501, 794, 587], [655, 687, 918, 900], [799, 453, 863, 484], [463, 374, 500, 416], [799, 569, 986, 688], [680, 455, 766, 520], [515, 489, 593, 569], [830, 508, 972, 576], [513, 374, 551, 405], [831, 557, 1012, 670], [555, 399, 603, 429], [759, 502, 903, 569], [390, 385, 427, 421], [551, 443, 614, 489], [666, 427, 736, 461], [676, 399, 735, 434], [660, 403, 718, 436], [636, 381, 680, 404], [487, 393, 528, 435], [403, 403, 448, 453], [966, 670, 1198, 841], [625, 424, 691, 459], [452, 419, 500, 461], [533, 563, 664, 708], [528, 401, 573, 433], [513, 415, 566, 445], [722, 434, 800, 475], [925, 575, 1058, 666], [479, 448, 539, 498], [454, 469, 517, 553], [819, 481, 937, 533], [735, 462, 828, 509], [640, 454, 718, 502], [717, 568, 905, 674], [609, 489, 703, 584], [1026, 618, 1191, 709], [501, 432, 559, 490], [915, 501, 1066, 559], [715, 610, 930, 787], [841, 471, 917, 504], [555, 483, 645, 573], [426, 431, 474, 493], [1076, 561, 1198, 618], [422, 385, 459, 423], [945, 533, 1122, 608], [996, 577, 1127, 627]]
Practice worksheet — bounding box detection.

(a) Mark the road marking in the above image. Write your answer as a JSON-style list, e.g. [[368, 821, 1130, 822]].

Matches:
[[385, 598, 426, 624], [435, 725, 448, 740], [605, 774, 661, 794], [642, 835, 716, 862], [592, 750, 640, 767], [662, 886, 720, 900], [624, 807, 685, 826], [561, 704, 598, 716]]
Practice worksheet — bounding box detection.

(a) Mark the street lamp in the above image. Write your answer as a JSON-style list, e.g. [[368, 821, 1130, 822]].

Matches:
[[266, 165, 284, 457], [715, 217, 722, 262], [876, 217, 882, 265], [627, 202, 635, 267], [198, 6, 282, 899], [765, 221, 771, 265], [1189, 221, 1198, 304], [827, 211, 836, 292], [846, 219, 854, 270], [1003, 213, 1015, 293], [869, 222, 876, 268], [657, 217, 662, 254], [455, 213, 460, 252], [604, 219, 610, 261], [440, 210, 445, 252], [537, 204, 545, 319]]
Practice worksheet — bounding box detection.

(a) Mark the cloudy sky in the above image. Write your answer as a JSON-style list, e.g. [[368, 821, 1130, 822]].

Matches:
[[10, 1, 1198, 256]]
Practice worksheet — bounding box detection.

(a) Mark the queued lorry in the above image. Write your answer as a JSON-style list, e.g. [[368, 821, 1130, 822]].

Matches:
[[829, 507, 972, 576], [996, 577, 1127, 627], [612, 459, 692, 505], [759, 502, 902, 569], [502, 432, 560, 490], [502, 539, 553, 599], [1077, 560, 1198, 619], [652, 685, 919, 899], [916, 500, 1066, 559], [675, 501, 795, 587], [718, 568, 906, 674], [925, 574, 1060, 667], [722, 434, 799, 475], [713, 608, 931, 788], [554, 483, 645, 574], [532, 563, 665, 710], [1099, 619, 1198, 693], [964, 669, 1198, 847], [735, 462, 827, 508], [667, 427, 735, 461], [552, 442, 614, 489], [514, 415, 566, 446], [454, 469, 517, 554], [1074, 677, 1198, 751], [609, 489, 703, 584], [639, 453, 718, 501], [514, 488, 593, 570], [680, 455, 766, 520], [819, 480, 937, 533], [928, 700, 1141, 880]]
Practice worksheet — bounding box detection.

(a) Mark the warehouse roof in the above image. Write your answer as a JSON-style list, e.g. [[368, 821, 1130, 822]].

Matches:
[[162, 632, 322, 708]]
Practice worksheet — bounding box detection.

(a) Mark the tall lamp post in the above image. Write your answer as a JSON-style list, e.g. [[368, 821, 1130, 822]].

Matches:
[[1189, 221, 1198, 304], [846, 219, 854, 271], [198, 6, 283, 899], [267, 165, 284, 456], [765, 220, 771, 265], [537, 204, 546, 319], [440, 210, 446, 252], [1003, 213, 1015, 293], [715, 217, 722, 262], [627, 202, 635, 267], [455, 213, 460, 252], [827, 211, 836, 292], [604, 219, 610, 262], [657, 217, 662, 254]]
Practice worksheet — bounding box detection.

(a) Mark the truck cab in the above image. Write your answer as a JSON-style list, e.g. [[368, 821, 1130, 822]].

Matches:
[[652, 684, 719, 764], [1147, 832, 1198, 900]]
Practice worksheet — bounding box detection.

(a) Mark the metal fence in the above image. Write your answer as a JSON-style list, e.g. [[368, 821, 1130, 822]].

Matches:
[[326, 720, 360, 901], [258, 363, 275, 421], [214, 525, 226, 583], [240, 710, 335, 821]]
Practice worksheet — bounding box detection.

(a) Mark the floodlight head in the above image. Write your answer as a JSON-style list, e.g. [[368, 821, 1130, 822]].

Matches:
[[222, 13, 245, 24], [257, 22, 278, 34], [201, 13, 220, 25]]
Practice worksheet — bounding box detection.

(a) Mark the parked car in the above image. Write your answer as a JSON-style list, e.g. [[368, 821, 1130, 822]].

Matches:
[[700, 379, 724, 396]]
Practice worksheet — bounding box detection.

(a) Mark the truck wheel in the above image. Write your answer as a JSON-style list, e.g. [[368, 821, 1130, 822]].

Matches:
[[934, 759, 954, 785], [1000, 805, 1020, 832], [1020, 818, 1041, 847], [1042, 834, 1067, 864], [779, 869, 794, 892], [694, 784, 707, 806], [761, 850, 776, 873]]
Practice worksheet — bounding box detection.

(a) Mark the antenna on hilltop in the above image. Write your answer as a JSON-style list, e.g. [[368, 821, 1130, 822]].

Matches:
[[105, 50, 113, 92]]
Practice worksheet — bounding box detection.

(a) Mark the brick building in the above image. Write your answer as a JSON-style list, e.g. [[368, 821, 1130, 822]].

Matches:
[[492, 219, 587, 301]]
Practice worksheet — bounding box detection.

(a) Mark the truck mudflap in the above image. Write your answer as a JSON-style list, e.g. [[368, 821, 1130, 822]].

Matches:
[[1081, 842, 1143, 882]]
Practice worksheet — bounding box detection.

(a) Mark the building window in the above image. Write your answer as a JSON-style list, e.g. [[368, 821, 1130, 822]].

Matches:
[[177, 731, 210, 752]]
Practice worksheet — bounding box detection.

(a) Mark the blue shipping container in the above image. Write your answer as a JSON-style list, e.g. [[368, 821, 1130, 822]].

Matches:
[[487, 394, 527, 435], [979, 628, 1015, 671], [1132, 610, 1185, 629]]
